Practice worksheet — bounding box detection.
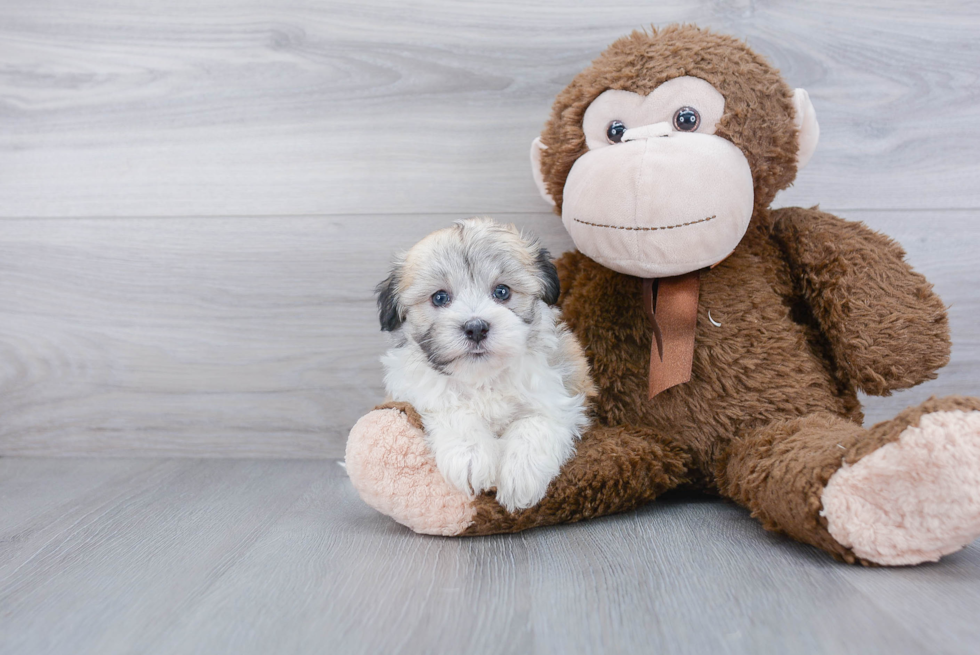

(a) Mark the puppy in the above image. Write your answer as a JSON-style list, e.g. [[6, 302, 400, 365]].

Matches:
[[376, 217, 594, 511]]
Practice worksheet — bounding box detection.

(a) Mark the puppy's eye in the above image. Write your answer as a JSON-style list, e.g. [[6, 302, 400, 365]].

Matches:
[[606, 120, 627, 143], [673, 107, 700, 132], [431, 290, 451, 307], [492, 285, 511, 302]]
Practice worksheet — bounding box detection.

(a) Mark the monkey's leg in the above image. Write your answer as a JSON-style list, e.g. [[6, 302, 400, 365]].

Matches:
[[464, 422, 691, 535], [346, 402, 691, 537], [717, 396, 980, 565], [345, 402, 476, 536]]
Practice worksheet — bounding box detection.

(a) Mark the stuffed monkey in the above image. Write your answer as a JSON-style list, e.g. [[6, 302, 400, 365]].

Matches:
[[346, 25, 980, 565]]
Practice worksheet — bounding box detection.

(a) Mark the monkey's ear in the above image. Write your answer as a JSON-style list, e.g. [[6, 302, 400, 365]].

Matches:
[[530, 137, 557, 207], [792, 88, 820, 171], [534, 247, 561, 306], [375, 270, 403, 332]]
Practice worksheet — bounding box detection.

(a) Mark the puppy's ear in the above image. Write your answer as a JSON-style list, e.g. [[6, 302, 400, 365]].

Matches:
[[375, 269, 403, 332], [534, 247, 560, 306]]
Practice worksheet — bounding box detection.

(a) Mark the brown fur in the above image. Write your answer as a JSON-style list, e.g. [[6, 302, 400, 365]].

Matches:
[[463, 424, 691, 535], [459, 25, 960, 560], [718, 395, 980, 564], [354, 26, 965, 562]]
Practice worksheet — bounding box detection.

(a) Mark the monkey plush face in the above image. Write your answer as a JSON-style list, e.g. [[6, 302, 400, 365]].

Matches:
[[531, 26, 820, 278], [557, 76, 754, 277]]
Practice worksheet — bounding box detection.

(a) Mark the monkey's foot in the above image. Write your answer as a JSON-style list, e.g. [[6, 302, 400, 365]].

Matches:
[[345, 407, 475, 536], [822, 410, 980, 565]]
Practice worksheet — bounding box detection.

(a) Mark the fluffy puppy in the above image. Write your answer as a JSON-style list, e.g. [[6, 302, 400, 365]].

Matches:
[[376, 217, 594, 511]]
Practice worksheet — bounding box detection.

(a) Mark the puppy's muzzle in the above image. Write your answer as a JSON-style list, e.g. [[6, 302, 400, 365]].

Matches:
[[462, 319, 490, 344]]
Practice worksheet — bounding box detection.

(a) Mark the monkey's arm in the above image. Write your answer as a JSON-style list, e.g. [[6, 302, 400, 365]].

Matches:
[[770, 206, 950, 395]]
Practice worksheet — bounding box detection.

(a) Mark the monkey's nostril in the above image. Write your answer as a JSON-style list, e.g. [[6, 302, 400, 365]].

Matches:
[[463, 319, 490, 344]]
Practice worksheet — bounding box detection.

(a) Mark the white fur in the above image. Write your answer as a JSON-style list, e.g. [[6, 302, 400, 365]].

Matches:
[[380, 219, 591, 511]]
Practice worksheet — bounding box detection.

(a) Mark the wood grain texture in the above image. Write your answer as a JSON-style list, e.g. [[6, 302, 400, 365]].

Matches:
[[1, 210, 977, 456], [2, 3, 978, 650], [0, 213, 574, 456], [1, 457, 978, 655], [1, 0, 979, 456], [1, 0, 979, 218]]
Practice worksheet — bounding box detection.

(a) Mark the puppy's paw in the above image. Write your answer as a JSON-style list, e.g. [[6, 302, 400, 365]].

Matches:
[[496, 419, 575, 512], [434, 439, 498, 498], [495, 456, 552, 512], [496, 439, 563, 512]]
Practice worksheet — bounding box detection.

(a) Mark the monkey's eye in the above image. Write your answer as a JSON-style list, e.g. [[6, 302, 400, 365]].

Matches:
[[431, 290, 451, 307], [606, 120, 627, 143], [492, 285, 511, 302], [673, 107, 700, 132]]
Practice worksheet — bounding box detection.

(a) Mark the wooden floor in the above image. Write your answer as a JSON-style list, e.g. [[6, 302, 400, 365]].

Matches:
[[2, 457, 979, 655], [3, 1, 980, 652]]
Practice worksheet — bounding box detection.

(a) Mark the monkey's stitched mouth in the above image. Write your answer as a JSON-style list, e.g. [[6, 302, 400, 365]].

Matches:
[[573, 215, 716, 231]]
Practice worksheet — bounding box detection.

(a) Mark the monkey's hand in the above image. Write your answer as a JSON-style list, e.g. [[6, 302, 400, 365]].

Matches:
[[770, 206, 950, 395]]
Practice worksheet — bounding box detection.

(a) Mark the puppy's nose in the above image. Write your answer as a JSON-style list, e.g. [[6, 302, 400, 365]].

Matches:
[[462, 319, 490, 344]]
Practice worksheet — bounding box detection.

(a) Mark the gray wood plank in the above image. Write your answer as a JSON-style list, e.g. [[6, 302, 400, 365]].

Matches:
[[1, 211, 977, 456], [1, 457, 977, 655], [1, 0, 978, 218], [840, 554, 980, 655], [0, 213, 574, 457], [0, 458, 326, 654], [0, 457, 161, 542]]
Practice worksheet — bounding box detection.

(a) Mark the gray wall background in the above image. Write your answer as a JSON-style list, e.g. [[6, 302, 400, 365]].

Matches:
[[2, 0, 979, 457]]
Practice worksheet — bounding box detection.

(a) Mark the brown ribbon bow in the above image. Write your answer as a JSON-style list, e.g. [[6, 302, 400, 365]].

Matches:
[[642, 271, 701, 399]]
